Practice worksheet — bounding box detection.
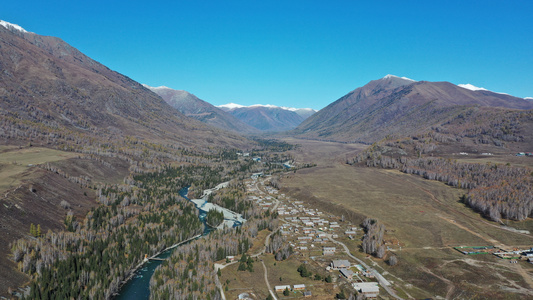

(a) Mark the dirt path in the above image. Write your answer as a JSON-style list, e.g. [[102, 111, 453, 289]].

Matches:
[[261, 260, 277, 300], [438, 215, 501, 246], [419, 266, 456, 300], [512, 263, 533, 290]]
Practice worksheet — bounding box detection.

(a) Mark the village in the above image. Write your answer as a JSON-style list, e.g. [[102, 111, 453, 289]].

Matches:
[[213, 155, 533, 300], [215, 172, 395, 300]]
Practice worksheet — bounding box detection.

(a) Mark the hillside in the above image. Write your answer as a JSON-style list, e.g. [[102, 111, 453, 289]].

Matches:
[[293, 75, 533, 143], [0, 22, 247, 149], [144, 85, 258, 134]]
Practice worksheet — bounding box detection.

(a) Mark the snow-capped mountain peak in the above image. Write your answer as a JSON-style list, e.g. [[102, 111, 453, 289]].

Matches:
[[525, 97, 533, 100], [217, 103, 245, 110], [281, 107, 315, 112], [383, 74, 416, 82], [143, 84, 170, 90], [0, 20, 28, 33], [218, 103, 315, 113], [458, 83, 488, 92], [458, 83, 510, 95]]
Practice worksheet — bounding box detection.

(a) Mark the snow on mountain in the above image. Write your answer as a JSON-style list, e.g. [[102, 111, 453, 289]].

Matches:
[[218, 103, 315, 113], [217, 103, 245, 110], [142, 84, 172, 91], [0, 20, 28, 33], [383, 74, 416, 82], [525, 97, 533, 100], [458, 83, 488, 91], [458, 83, 510, 95]]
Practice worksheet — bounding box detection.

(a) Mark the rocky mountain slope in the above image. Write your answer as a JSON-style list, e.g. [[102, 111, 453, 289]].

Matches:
[[0, 21, 247, 149], [293, 75, 533, 143], [0, 20, 251, 296], [144, 85, 258, 134]]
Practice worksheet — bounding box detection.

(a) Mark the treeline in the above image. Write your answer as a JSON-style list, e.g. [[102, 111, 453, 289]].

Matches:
[[149, 242, 221, 300], [205, 210, 225, 228], [0, 113, 231, 177], [361, 218, 386, 258], [252, 138, 295, 152], [13, 165, 233, 299], [266, 230, 293, 261], [208, 181, 259, 219], [150, 214, 278, 299], [355, 150, 533, 222]]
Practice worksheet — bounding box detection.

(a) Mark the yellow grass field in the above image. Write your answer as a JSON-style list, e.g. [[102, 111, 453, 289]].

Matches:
[[0, 146, 78, 193], [279, 138, 533, 299]]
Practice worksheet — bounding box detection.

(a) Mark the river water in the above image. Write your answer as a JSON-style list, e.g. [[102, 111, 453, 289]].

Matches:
[[114, 187, 216, 299]]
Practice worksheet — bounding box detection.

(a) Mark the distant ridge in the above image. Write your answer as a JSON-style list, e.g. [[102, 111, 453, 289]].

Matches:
[[143, 85, 258, 134], [292, 75, 533, 143], [218, 103, 317, 132]]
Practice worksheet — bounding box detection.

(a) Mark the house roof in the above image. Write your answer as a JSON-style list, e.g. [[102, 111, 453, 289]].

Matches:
[[331, 259, 351, 268], [340, 268, 354, 277]]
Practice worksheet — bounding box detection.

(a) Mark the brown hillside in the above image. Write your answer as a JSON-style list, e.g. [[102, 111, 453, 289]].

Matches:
[[293, 76, 533, 143]]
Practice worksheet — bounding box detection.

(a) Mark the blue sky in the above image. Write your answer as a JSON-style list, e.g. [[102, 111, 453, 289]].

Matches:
[[3, 1, 532, 109]]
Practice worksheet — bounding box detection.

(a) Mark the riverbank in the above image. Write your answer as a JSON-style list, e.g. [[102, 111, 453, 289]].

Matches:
[[114, 233, 203, 298], [115, 183, 245, 299]]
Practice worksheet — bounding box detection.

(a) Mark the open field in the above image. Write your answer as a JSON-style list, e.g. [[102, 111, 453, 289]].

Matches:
[[0, 146, 78, 193], [220, 256, 270, 300], [280, 138, 533, 299]]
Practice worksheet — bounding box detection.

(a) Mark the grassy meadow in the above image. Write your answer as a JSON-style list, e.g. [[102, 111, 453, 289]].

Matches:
[[0, 146, 78, 193]]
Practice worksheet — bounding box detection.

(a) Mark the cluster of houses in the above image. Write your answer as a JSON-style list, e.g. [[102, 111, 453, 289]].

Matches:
[[276, 200, 324, 217], [243, 175, 382, 298], [325, 259, 381, 298]]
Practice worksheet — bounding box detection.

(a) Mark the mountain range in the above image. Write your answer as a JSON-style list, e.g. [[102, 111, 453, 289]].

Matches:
[[293, 75, 533, 143], [218, 103, 316, 132], [143, 85, 259, 134], [144, 85, 316, 133], [0, 21, 246, 149]]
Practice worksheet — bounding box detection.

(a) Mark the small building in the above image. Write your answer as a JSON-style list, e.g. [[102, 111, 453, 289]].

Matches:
[[353, 282, 379, 299], [275, 285, 291, 292], [339, 268, 354, 279], [293, 284, 306, 291], [303, 291, 312, 297], [323, 247, 336, 255], [331, 259, 351, 269], [226, 256, 235, 262]]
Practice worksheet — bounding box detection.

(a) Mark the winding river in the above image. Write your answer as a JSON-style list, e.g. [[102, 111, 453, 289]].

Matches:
[[115, 185, 243, 299]]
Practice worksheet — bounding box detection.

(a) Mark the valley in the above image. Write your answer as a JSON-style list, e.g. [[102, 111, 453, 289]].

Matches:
[[1, 14, 533, 300]]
